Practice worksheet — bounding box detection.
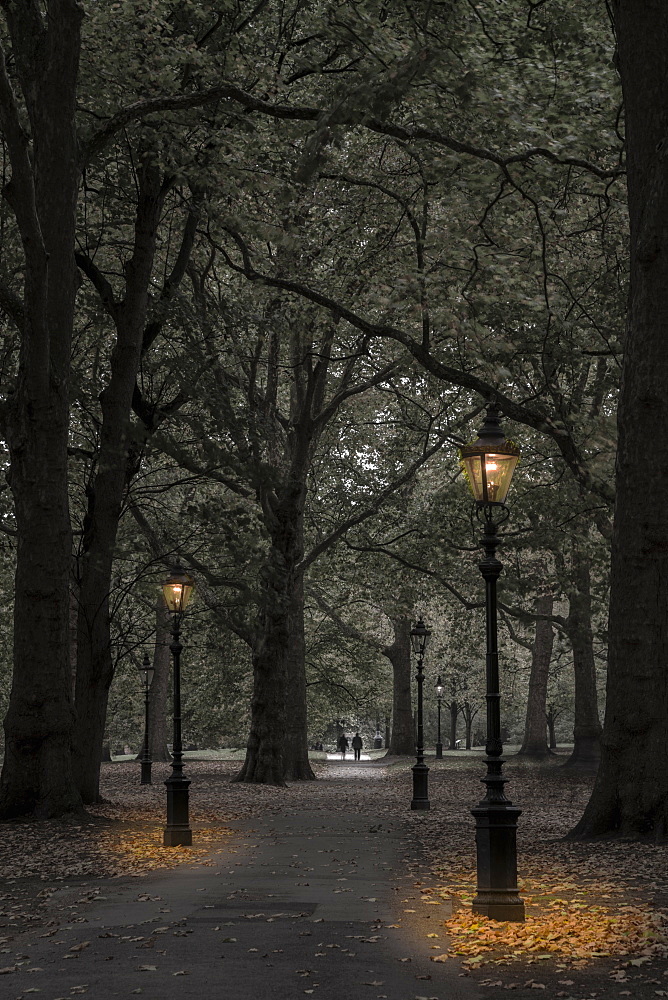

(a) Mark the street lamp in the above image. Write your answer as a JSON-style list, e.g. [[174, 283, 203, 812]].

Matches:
[[435, 674, 444, 759], [459, 401, 524, 922], [409, 617, 431, 810], [138, 652, 154, 785], [162, 565, 195, 847]]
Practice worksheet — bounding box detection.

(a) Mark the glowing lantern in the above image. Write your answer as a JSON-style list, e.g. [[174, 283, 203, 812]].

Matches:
[[162, 565, 195, 615], [459, 403, 520, 505]]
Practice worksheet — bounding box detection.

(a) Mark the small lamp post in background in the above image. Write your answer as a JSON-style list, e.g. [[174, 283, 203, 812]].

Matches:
[[459, 401, 524, 921], [374, 712, 383, 748], [435, 675, 444, 758], [138, 652, 154, 785], [162, 565, 195, 847], [409, 617, 431, 810]]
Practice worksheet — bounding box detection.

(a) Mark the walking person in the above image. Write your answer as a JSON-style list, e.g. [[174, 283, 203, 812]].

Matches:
[[352, 731, 363, 761], [337, 733, 349, 759]]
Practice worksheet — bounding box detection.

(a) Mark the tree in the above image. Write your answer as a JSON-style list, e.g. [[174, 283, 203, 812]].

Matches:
[[518, 589, 555, 757], [0, 0, 84, 818], [572, 0, 668, 837]]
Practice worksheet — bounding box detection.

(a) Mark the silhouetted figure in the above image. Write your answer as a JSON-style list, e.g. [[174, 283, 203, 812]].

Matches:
[[337, 734, 349, 759], [352, 731, 363, 761]]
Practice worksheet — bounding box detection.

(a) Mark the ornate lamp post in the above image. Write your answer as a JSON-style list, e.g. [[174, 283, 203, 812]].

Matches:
[[435, 675, 444, 759], [162, 565, 195, 847], [374, 712, 383, 748], [459, 402, 525, 922], [138, 652, 154, 785], [410, 617, 431, 810]]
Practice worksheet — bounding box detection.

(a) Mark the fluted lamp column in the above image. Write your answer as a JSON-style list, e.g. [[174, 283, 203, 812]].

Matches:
[[162, 565, 195, 847], [459, 402, 524, 922], [138, 653, 154, 785], [410, 617, 431, 810]]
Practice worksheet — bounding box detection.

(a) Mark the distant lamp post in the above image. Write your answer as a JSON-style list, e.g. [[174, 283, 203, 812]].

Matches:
[[138, 652, 154, 785], [374, 712, 383, 748], [435, 675, 444, 759], [459, 402, 524, 921], [162, 565, 195, 847], [409, 617, 431, 810]]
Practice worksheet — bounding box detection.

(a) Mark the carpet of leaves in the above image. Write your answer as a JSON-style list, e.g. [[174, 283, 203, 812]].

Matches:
[[2, 753, 668, 998], [404, 754, 668, 996]]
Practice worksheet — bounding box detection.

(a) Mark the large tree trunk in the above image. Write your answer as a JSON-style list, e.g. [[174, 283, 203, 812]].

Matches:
[[0, 0, 84, 819], [73, 163, 168, 803], [545, 708, 558, 750], [149, 596, 171, 762], [284, 572, 315, 780], [573, 1, 668, 837], [385, 617, 413, 755], [235, 486, 307, 785], [518, 592, 554, 757], [234, 582, 289, 785], [563, 545, 601, 769], [448, 698, 458, 750], [462, 702, 475, 749]]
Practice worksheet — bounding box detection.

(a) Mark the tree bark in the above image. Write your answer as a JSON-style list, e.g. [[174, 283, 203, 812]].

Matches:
[[0, 0, 84, 818], [73, 163, 169, 803], [385, 617, 414, 755], [284, 572, 315, 780], [461, 701, 478, 748], [235, 484, 307, 785], [448, 698, 458, 750], [563, 545, 601, 769], [545, 708, 558, 750], [518, 592, 555, 757], [572, 0, 668, 837]]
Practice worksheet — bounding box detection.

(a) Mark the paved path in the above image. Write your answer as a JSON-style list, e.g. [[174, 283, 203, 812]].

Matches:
[[5, 794, 481, 1000]]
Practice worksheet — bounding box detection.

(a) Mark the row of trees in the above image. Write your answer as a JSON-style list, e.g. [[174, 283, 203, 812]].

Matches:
[[0, 0, 664, 838]]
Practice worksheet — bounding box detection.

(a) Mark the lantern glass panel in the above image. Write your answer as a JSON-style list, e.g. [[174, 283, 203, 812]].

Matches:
[[162, 569, 195, 614], [410, 620, 431, 656], [460, 450, 519, 504]]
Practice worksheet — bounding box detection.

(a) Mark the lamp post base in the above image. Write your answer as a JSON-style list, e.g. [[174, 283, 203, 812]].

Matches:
[[435, 742, 443, 759], [411, 762, 430, 810], [140, 759, 152, 785], [163, 775, 192, 846], [163, 825, 193, 847], [471, 801, 524, 922], [472, 893, 525, 922]]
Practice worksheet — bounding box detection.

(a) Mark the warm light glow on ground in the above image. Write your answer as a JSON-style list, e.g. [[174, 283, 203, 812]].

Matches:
[[97, 826, 235, 875], [418, 874, 668, 968], [435, 905, 668, 967]]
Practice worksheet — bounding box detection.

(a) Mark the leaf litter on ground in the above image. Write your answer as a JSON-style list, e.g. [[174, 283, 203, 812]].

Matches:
[[1, 754, 668, 997]]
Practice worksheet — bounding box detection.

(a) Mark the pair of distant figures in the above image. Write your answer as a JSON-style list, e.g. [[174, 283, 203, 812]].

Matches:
[[337, 732, 363, 760]]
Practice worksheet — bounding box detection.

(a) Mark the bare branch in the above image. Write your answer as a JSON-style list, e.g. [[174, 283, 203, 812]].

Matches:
[[81, 79, 623, 181]]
